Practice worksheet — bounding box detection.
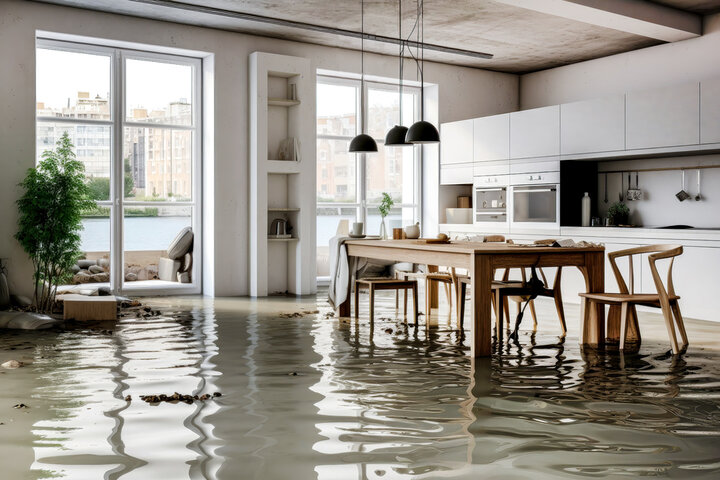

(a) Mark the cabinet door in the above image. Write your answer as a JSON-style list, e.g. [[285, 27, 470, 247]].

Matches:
[[440, 163, 473, 185], [561, 95, 625, 155], [626, 82, 700, 150], [474, 114, 509, 162], [440, 119, 473, 165], [509, 105, 560, 159], [701, 78, 720, 144]]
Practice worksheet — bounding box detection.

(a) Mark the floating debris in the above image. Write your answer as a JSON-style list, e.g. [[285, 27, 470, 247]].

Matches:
[[278, 312, 304, 319], [124, 395, 132, 402], [1, 360, 23, 369], [384, 328, 393, 334], [139, 392, 222, 405], [288, 372, 298, 376], [13, 403, 28, 409], [324, 311, 335, 319]]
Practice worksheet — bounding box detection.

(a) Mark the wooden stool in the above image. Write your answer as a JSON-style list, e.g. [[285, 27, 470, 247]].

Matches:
[[355, 278, 419, 324]]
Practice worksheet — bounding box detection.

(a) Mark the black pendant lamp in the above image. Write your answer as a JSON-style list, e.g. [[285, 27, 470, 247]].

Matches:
[[385, 0, 412, 147], [349, 0, 378, 153], [406, 0, 440, 144]]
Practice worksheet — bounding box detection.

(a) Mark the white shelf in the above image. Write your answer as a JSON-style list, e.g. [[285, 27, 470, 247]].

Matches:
[[268, 237, 299, 242], [267, 159, 300, 174], [268, 208, 300, 212], [268, 98, 300, 107]]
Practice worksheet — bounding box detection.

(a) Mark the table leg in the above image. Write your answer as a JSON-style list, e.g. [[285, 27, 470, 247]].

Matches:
[[471, 254, 493, 357], [581, 251, 605, 348]]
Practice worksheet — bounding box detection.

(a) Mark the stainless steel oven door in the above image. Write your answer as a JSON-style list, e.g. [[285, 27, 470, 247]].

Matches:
[[509, 184, 560, 229]]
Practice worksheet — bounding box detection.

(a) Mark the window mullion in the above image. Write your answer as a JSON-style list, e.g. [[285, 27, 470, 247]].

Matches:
[[111, 48, 124, 293]]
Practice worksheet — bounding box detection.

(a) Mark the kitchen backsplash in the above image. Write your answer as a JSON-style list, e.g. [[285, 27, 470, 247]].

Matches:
[[595, 155, 720, 228]]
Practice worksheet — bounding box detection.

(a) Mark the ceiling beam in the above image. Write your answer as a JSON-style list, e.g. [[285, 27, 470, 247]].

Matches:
[[494, 0, 702, 42]]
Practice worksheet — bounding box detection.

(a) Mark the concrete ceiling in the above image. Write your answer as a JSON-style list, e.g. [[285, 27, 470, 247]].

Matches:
[[29, 0, 720, 73]]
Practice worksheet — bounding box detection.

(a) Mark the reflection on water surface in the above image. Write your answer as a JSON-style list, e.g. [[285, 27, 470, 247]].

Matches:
[[0, 294, 719, 479]]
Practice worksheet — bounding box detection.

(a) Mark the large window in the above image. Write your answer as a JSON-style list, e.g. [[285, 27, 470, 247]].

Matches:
[[316, 75, 420, 277], [36, 39, 201, 293]]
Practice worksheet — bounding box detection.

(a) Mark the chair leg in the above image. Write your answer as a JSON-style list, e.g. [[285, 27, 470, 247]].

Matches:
[[496, 290, 504, 340], [529, 300, 538, 330], [403, 287, 408, 318], [395, 289, 399, 310], [554, 293, 567, 335], [581, 298, 591, 344], [412, 283, 419, 325], [619, 302, 629, 350], [457, 282, 466, 329], [659, 298, 680, 354], [369, 285, 375, 323], [671, 301, 689, 349], [503, 297, 510, 327], [445, 282, 453, 314], [425, 278, 432, 326], [354, 282, 360, 319]]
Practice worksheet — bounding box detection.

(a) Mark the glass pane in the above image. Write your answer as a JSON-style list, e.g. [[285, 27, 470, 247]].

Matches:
[[367, 88, 400, 140], [123, 205, 192, 284], [317, 82, 357, 137], [126, 58, 193, 126], [70, 215, 111, 286], [36, 48, 111, 121], [37, 122, 112, 201], [317, 139, 356, 203], [365, 143, 415, 205], [316, 206, 357, 277], [124, 127, 192, 201]]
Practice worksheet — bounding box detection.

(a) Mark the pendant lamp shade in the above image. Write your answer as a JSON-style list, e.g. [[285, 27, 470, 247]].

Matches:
[[349, 133, 378, 152], [405, 0, 440, 145], [350, 0, 377, 153], [406, 120, 439, 144], [384, 124, 411, 146]]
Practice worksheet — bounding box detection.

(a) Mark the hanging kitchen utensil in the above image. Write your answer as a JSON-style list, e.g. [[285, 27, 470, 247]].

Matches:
[[695, 169, 702, 201], [676, 170, 691, 201], [604, 173, 608, 204], [618, 172, 624, 202], [626, 171, 643, 201]]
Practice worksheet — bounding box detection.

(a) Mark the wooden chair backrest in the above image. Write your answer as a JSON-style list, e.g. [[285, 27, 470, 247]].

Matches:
[[484, 235, 506, 243], [608, 244, 683, 298]]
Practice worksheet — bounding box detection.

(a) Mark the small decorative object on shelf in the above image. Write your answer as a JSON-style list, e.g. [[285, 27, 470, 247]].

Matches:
[[277, 137, 300, 161], [607, 201, 630, 226], [378, 192, 394, 239]]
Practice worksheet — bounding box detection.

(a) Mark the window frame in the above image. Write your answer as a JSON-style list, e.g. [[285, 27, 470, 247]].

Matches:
[[35, 37, 202, 295], [316, 74, 422, 230]]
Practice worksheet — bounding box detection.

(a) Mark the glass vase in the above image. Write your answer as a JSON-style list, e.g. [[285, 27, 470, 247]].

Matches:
[[379, 218, 387, 239]]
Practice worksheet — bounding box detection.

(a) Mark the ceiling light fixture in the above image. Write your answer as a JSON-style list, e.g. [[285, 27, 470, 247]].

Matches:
[[406, 0, 440, 144], [349, 0, 378, 153], [385, 0, 412, 147]]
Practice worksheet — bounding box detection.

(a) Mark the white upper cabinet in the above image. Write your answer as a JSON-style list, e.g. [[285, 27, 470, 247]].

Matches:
[[560, 95, 625, 155], [473, 114, 509, 162], [626, 82, 700, 150], [440, 119, 473, 165], [509, 105, 560, 159], [701, 78, 720, 144]]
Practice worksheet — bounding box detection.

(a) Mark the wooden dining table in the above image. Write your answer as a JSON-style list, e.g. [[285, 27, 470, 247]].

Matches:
[[337, 239, 606, 357]]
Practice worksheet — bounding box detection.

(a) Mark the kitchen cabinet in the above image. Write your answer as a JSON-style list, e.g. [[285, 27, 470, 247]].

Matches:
[[474, 114, 509, 162], [626, 82, 700, 150], [510, 105, 560, 159], [440, 119, 473, 165], [440, 162, 474, 185], [701, 78, 720, 144], [560, 95, 625, 155]]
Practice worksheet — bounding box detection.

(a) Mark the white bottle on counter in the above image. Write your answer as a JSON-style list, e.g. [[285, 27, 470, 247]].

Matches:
[[581, 192, 591, 227]]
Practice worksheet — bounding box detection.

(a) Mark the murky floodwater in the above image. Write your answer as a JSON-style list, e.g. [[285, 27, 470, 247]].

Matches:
[[1, 294, 720, 479]]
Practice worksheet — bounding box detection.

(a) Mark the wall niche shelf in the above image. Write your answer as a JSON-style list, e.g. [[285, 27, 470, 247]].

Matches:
[[268, 98, 301, 107], [250, 52, 316, 297]]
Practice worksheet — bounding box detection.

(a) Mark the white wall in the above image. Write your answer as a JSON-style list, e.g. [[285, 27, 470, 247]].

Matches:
[[0, 0, 519, 297], [520, 13, 720, 109]]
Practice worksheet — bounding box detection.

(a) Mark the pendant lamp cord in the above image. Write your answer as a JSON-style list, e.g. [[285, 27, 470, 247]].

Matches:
[[398, 0, 403, 125], [360, 0, 366, 135]]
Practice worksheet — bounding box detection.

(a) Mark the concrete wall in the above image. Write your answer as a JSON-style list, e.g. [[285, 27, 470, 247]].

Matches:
[[520, 13, 720, 109], [0, 0, 519, 297]]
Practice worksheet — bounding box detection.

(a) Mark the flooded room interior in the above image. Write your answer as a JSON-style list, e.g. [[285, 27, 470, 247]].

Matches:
[[2, 0, 720, 478]]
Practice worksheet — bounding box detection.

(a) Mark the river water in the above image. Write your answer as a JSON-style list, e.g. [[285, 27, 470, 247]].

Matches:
[[2, 294, 719, 479]]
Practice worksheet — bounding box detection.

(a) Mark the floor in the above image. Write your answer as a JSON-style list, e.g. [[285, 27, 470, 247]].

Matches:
[[1, 290, 719, 479]]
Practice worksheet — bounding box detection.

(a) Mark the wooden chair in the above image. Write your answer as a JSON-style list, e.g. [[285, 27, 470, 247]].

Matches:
[[579, 244, 687, 353], [355, 278, 419, 324], [454, 237, 567, 335]]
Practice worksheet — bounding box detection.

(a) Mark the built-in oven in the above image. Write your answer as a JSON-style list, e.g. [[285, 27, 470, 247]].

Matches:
[[474, 175, 508, 226], [509, 171, 560, 229]]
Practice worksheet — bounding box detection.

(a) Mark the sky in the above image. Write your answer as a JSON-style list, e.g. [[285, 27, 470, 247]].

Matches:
[[36, 48, 192, 113]]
